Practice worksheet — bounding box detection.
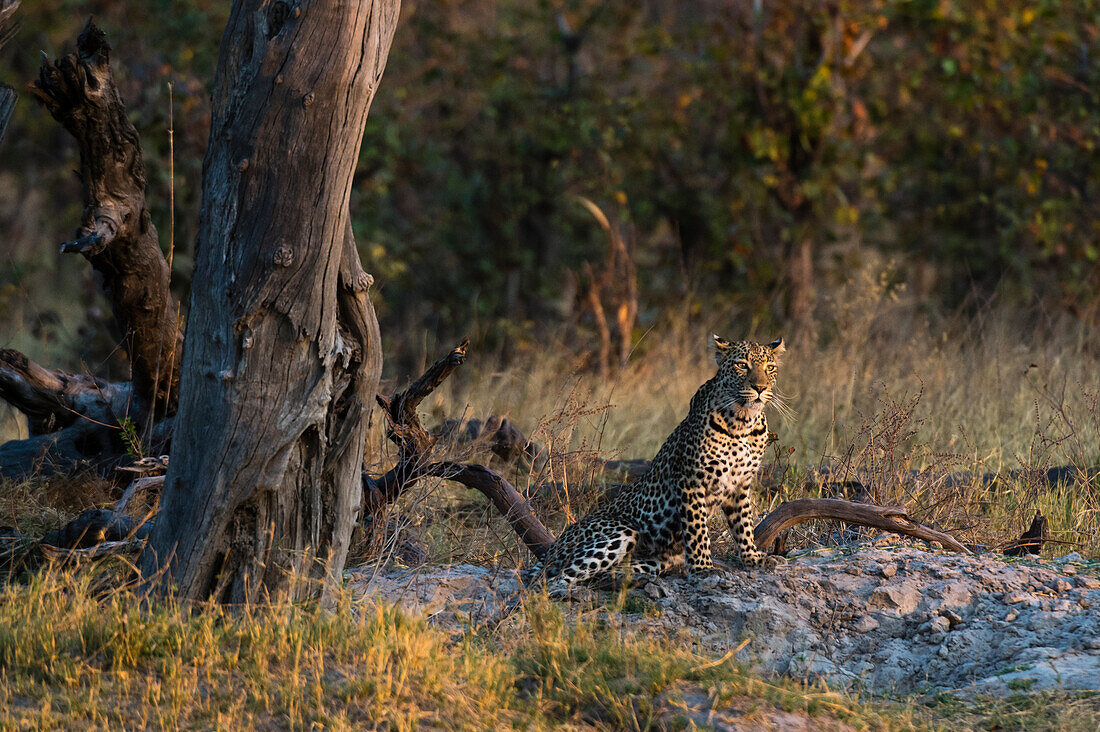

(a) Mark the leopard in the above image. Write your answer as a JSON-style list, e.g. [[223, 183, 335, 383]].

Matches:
[[529, 334, 786, 592]]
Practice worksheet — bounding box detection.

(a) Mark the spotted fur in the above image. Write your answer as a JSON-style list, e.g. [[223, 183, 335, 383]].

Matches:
[[530, 335, 785, 590]]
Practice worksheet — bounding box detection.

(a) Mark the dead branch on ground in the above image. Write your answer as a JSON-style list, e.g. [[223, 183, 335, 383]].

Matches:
[[364, 340, 556, 558], [754, 498, 970, 554]]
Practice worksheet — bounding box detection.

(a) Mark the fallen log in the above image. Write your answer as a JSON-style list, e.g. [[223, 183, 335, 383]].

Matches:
[[0, 349, 133, 432], [753, 498, 969, 554], [40, 507, 152, 549]]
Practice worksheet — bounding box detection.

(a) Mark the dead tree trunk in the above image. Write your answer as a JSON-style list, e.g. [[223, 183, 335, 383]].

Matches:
[[0, 20, 182, 478], [28, 21, 181, 418], [141, 0, 397, 604]]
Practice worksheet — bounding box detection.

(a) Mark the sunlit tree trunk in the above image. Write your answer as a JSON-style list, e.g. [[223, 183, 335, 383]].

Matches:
[[141, 0, 398, 604]]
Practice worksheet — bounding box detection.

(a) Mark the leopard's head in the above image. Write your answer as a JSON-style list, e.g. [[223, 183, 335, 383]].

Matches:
[[711, 335, 785, 418]]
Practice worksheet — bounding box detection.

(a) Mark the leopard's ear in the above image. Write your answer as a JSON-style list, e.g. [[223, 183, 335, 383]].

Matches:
[[767, 337, 786, 358], [713, 334, 732, 365]]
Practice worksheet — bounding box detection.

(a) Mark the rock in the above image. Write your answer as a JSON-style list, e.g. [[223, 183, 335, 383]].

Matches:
[[854, 615, 879, 633], [941, 609, 963, 627], [1005, 610, 1019, 622], [1059, 552, 1084, 563], [1004, 591, 1028, 605], [929, 615, 950, 635], [644, 581, 666, 600], [869, 585, 920, 614], [880, 563, 898, 579]]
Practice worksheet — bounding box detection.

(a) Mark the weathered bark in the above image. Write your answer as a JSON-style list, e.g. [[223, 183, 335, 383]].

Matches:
[[142, 0, 397, 604], [0, 348, 132, 433], [0, 349, 176, 479], [753, 498, 970, 554], [0, 418, 114, 479], [41, 508, 151, 550], [28, 21, 181, 417]]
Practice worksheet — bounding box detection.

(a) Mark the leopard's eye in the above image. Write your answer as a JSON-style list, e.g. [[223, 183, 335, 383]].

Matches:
[[766, 364, 777, 374], [733, 360, 749, 372]]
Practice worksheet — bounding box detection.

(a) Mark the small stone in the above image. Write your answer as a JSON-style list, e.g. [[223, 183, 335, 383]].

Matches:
[[870, 586, 920, 614], [1005, 609, 1019, 622], [698, 574, 722, 591], [1059, 552, 1084, 563], [1004, 591, 1028, 605], [941, 609, 963, 628], [644, 582, 665, 600], [1054, 579, 1073, 593], [1063, 565, 1077, 576], [929, 615, 950, 635], [1076, 576, 1100, 589], [881, 563, 898, 579], [854, 616, 879, 633]]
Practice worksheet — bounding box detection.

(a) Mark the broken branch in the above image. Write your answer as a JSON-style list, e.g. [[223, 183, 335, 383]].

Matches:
[[28, 20, 181, 417], [365, 340, 555, 558], [754, 498, 970, 554]]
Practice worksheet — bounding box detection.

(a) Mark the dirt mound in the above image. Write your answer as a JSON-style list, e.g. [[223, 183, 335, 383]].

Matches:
[[348, 539, 1100, 697]]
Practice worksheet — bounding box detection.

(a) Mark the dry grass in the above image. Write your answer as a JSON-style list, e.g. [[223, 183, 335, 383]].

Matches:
[[2, 272, 1099, 728], [377, 267, 1100, 562], [0, 561, 918, 731]]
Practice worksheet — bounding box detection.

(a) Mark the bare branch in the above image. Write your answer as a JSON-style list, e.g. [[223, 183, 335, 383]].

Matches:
[[754, 498, 970, 554], [365, 340, 555, 558]]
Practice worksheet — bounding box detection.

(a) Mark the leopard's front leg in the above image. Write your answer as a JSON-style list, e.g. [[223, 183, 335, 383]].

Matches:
[[721, 482, 778, 568], [680, 478, 714, 574]]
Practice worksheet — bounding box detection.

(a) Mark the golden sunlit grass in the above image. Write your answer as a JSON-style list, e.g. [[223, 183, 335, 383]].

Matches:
[[0, 561, 918, 731], [2, 269, 1099, 729]]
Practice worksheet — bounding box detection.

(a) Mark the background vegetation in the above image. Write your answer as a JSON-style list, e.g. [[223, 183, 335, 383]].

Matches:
[[3, 0, 1100, 373]]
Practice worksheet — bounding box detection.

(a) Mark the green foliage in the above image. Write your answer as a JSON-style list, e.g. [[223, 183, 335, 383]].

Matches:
[[2, 0, 1099, 369], [117, 415, 142, 459], [355, 0, 1100, 356]]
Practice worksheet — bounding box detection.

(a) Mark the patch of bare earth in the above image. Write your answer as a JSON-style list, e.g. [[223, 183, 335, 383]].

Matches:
[[349, 538, 1100, 698]]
